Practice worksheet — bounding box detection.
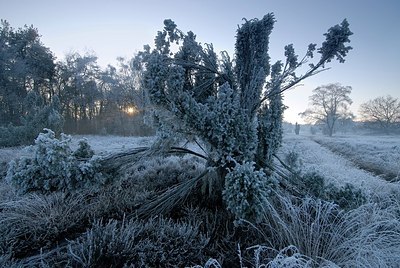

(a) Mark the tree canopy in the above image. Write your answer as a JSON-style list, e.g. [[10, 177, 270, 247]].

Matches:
[[0, 20, 55, 126]]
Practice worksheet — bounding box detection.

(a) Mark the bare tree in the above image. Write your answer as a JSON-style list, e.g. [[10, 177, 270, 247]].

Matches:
[[359, 95, 400, 133], [300, 83, 352, 136]]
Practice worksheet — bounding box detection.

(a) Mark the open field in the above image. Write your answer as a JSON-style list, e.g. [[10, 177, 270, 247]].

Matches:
[[1, 133, 400, 266], [279, 133, 400, 198], [311, 134, 400, 182], [2, 133, 400, 198]]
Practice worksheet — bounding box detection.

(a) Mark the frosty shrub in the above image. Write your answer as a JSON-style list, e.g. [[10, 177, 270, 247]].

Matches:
[[285, 149, 302, 171], [301, 171, 326, 198], [73, 138, 95, 159], [300, 171, 366, 209], [223, 162, 275, 222], [193, 245, 314, 268], [325, 183, 366, 210], [134, 14, 352, 221], [0, 125, 26, 147], [22, 93, 64, 143], [6, 129, 106, 194]]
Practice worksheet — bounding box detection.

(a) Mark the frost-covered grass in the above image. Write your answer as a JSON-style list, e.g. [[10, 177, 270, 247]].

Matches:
[[1, 133, 400, 267], [0, 192, 90, 257], [312, 134, 400, 181], [279, 133, 400, 199], [70, 135, 154, 156]]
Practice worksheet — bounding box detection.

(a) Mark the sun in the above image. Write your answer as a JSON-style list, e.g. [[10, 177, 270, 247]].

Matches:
[[125, 106, 138, 115]]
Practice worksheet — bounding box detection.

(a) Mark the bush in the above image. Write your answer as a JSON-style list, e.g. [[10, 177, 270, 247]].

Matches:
[[223, 162, 275, 222], [0, 125, 26, 147], [285, 149, 302, 171], [301, 172, 326, 199], [300, 171, 366, 210], [6, 129, 106, 194], [325, 183, 366, 210]]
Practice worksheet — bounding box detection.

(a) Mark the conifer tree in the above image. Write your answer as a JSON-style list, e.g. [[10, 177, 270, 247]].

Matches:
[[135, 14, 352, 221]]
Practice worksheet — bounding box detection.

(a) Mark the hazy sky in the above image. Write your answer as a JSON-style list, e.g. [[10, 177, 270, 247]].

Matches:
[[1, 0, 399, 123]]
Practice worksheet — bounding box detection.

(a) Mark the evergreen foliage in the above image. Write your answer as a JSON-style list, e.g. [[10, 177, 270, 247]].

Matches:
[[6, 129, 105, 194], [223, 162, 275, 222], [0, 20, 55, 127], [0, 92, 64, 147], [136, 14, 353, 220]]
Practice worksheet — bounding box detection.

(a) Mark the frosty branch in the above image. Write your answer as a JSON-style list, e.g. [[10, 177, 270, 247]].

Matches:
[[135, 13, 352, 221]]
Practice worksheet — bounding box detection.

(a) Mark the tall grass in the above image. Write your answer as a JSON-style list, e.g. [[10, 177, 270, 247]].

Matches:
[[66, 217, 209, 267], [0, 192, 90, 257], [246, 193, 400, 267]]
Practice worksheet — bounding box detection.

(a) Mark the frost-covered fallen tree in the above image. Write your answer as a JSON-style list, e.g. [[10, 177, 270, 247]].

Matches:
[[118, 13, 353, 221]]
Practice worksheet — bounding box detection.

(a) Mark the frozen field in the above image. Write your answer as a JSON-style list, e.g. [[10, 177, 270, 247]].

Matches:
[[311, 134, 400, 182], [70, 135, 154, 155], [1, 133, 400, 266], [1, 133, 400, 199], [279, 133, 400, 198], [0, 135, 154, 165]]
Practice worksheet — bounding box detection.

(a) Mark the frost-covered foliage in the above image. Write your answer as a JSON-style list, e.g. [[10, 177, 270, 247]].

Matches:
[[0, 192, 89, 257], [6, 129, 105, 194], [122, 155, 205, 191], [73, 138, 95, 159], [300, 172, 366, 210], [135, 14, 352, 220], [249, 194, 400, 267], [67, 217, 209, 267], [256, 245, 314, 267], [223, 162, 275, 222], [194, 245, 314, 268]]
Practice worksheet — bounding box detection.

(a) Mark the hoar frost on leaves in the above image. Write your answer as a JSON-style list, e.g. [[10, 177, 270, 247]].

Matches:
[[6, 129, 106, 194], [136, 13, 352, 221], [223, 162, 276, 222]]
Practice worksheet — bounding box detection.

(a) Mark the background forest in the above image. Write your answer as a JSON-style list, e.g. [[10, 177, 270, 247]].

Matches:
[[0, 20, 154, 147], [1, 20, 399, 148]]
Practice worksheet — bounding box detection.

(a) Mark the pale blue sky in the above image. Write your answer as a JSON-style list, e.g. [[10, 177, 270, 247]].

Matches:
[[1, 0, 399, 123]]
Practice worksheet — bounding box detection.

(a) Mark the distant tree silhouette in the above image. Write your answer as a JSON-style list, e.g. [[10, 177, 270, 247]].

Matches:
[[359, 95, 400, 133], [300, 83, 353, 137]]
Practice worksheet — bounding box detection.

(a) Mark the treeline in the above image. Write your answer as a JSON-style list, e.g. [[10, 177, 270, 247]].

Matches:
[[0, 20, 153, 146]]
